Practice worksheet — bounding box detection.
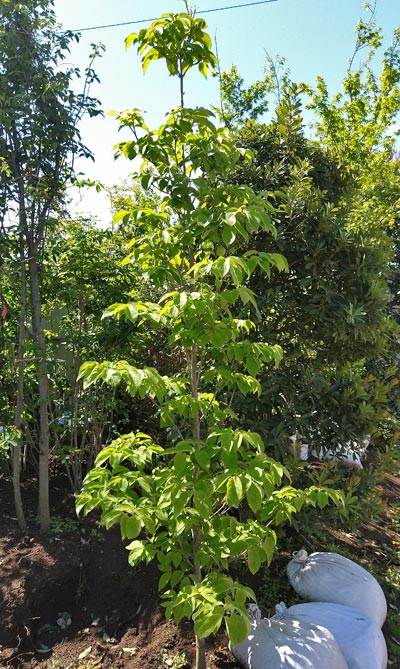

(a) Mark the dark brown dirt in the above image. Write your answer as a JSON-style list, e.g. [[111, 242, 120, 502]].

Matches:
[[0, 463, 399, 669], [0, 472, 238, 669]]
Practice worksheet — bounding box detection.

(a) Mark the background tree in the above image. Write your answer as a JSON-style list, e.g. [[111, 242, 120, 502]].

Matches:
[[0, 209, 166, 501], [216, 16, 400, 457], [305, 13, 400, 421], [40, 217, 152, 491], [0, 0, 102, 532]]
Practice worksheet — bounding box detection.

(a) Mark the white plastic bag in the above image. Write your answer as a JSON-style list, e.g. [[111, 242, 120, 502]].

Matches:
[[288, 434, 309, 461], [231, 604, 348, 669], [288, 433, 369, 468], [310, 444, 365, 469], [287, 550, 387, 627], [278, 602, 387, 669]]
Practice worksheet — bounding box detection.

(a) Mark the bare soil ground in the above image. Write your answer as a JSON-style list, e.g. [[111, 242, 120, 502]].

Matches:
[[0, 462, 399, 669]]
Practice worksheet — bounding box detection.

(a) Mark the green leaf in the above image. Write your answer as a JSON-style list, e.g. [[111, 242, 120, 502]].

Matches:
[[317, 490, 329, 508], [172, 551, 182, 568], [125, 31, 138, 49], [225, 613, 250, 647], [226, 476, 243, 507], [210, 325, 231, 348], [245, 355, 261, 377], [101, 509, 122, 529], [269, 252, 289, 272], [126, 540, 145, 563], [125, 516, 142, 539], [173, 452, 187, 476], [75, 494, 98, 516], [246, 482, 263, 513], [193, 449, 211, 471], [194, 612, 224, 639], [125, 368, 144, 391], [262, 532, 276, 565], [159, 571, 171, 590], [222, 226, 236, 246], [193, 493, 212, 516], [212, 575, 234, 595], [170, 570, 183, 588], [247, 545, 262, 574]]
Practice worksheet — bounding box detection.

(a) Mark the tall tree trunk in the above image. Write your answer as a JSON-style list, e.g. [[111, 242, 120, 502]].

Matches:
[[15, 165, 51, 533], [12, 237, 27, 532], [187, 252, 206, 669], [189, 341, 206, 669], [193, 523, 206, 669], [195, 635, 206, 669], [28, 244, 51, 534]]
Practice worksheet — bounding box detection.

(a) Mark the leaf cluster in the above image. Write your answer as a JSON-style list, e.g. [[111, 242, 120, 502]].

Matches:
[[125, 7, 217, 80], [77, 429, 343, 644]]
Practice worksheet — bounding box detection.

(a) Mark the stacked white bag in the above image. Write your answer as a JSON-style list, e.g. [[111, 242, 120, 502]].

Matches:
[[230, 549, 388, 668], [286, 549, 388, 669], [287, 549, 387, 627], [231, 603, 349, 669], [275, 602, 387, 669]]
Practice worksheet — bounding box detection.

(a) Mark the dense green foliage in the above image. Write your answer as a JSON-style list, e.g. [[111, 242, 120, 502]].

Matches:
[[0, 217, 149, 489], [216, 14, 400, 455], [0, 0, 103, 529]]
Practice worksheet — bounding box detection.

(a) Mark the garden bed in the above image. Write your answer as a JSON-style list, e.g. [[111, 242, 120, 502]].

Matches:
[[0, 462, 399, 669]]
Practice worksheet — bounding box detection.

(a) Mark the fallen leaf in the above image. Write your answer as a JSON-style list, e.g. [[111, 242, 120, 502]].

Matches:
[[122, 647, 137, 656], [35, 643, 51, 654], [78, 646, 92, 660]]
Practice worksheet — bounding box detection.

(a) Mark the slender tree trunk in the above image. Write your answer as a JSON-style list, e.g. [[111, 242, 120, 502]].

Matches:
[[12, 237, 27, 532], [193, 524, 206, 669], [188, 341, 206, 669], [27, 244, 51, 534], [195, 635, 206, 669], [12, 149, 51, 532], [12, 413, 27, 534]]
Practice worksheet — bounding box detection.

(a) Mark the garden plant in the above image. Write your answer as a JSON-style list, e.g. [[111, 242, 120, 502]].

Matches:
[[76, 7, 344, 669]]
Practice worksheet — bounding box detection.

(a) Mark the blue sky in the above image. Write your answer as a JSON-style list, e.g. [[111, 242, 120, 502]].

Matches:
[[52, 0, 400, 224]]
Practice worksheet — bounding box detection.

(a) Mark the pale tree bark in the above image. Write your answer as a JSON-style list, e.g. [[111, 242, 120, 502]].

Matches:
[[14, 166, 51, 534], [189, 340, 206, 669], [12, 236, 27, 533], [27, 243, 51, 534]]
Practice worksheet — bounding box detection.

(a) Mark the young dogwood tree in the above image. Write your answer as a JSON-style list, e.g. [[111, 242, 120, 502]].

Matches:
[[76, 7, 343, 668]]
